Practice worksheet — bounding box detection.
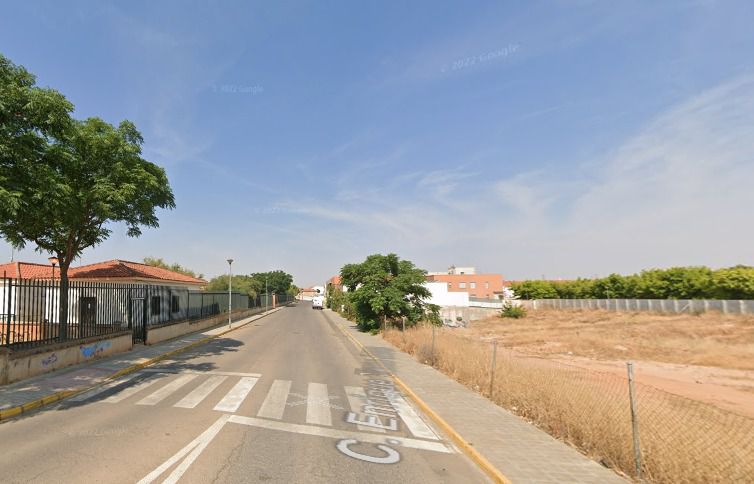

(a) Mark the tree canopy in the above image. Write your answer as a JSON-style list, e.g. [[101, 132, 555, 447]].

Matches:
[[205, 270, 295, 297], [0, 54, 175, 334], [340, 253, 438, 331], [143, 257, 203, 279], [510, 266, 754, 300]]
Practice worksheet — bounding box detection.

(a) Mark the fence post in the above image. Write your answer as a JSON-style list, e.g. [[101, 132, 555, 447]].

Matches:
[[627, 362, 643, 480], [431, 325, 436, 365], [489, 340, 497, 399], [401, 316, 406, 344]]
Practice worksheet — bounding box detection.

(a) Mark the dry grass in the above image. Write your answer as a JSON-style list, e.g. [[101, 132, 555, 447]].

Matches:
[[384, 326, 754, 483], [466, 309, 754, 370]]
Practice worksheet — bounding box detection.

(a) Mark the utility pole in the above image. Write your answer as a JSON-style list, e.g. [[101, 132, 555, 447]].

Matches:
[[265, 277, 269, 313]]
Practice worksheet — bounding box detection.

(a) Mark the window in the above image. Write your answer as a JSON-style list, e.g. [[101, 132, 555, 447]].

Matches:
[[448, 283, 453, 289], [470, 282, 476, 289], [171, 295, 180, 313], [151, 296, 161, 316], [485, 282, 490, 289], [459, 282, 466, 289]]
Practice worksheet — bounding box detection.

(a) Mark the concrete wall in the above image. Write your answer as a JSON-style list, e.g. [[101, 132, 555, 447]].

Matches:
[[2, 332, 132, 384], [146, 307, 264, 345], [439, 305, 500, 323]]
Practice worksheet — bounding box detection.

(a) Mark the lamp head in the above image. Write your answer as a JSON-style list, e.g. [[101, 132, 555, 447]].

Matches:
[[227, 258, 234, 265], [48, 256, 59, 266]]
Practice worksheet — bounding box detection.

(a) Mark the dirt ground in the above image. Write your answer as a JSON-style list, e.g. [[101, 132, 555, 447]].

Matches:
[[464, 309, 754, 418]]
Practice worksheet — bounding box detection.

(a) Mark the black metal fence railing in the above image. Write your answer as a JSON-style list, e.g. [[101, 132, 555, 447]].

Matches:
[[1, 276, 295, 350]]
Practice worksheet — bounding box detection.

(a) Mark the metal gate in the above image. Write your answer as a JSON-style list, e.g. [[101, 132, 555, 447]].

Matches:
[[129, 296, 147, 344]]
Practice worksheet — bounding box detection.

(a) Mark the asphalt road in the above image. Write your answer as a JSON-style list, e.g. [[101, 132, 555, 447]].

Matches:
[[0, 302, 490, 483]]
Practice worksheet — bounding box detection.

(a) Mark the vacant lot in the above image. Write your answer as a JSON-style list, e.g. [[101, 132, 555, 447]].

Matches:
[[465, 309, 754, 418]]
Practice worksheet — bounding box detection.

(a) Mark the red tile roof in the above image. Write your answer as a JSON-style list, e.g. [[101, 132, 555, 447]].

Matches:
[[1, 260, 206, 285], [0, 262, 57, 279]]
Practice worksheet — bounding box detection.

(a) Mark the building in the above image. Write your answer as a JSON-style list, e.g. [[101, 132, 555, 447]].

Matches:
[[1, 260, 207, 343], [425, 266, 505, 299]]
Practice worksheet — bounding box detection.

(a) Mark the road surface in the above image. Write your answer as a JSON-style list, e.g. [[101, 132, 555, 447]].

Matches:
[[0, 302, 490, 483]]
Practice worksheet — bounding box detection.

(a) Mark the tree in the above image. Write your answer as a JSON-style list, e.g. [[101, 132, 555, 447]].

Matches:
[[711, 266, 754, 300], [0, 56, 175, 337], [1, 54, 73, 232], [143, 256, 203, 279], [250, 270, 294, 295], [509, 280, 558, 300], [340, 253, 437, 332], [205, 275, 262, 297]]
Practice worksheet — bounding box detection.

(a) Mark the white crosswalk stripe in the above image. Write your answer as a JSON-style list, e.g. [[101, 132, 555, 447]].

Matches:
[[68, 373, 141, 402], [174, 375, 228, 409], [256, 379, 291, 420], [104, 377, 161, 403], [385, 389, 439, 440], [137, 374, 198, 406], [305, 382, 333, 426], [213, 377, 259, 413]]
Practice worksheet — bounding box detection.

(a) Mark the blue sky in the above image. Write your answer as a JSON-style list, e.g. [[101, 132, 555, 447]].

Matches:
[[2, 1, 753, 286]]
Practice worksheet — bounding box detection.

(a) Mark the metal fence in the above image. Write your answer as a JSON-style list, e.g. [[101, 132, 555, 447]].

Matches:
[[385, 326, 754, 483], [531, 298, 754, 315], [1, 277, 294, 349]]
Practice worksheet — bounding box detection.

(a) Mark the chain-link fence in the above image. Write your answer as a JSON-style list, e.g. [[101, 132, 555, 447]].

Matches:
[[383, 326, 754, 483]]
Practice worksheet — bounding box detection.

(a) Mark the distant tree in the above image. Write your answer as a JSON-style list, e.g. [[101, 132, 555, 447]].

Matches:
[[205, 275, 262, 297], [250, 270, 294, 295], [340, 253, 438, 332], [711, 266, 754, 300], [143, 257, 203, 279], [509, 280, 558, 300], [0, 55, 175, 338]]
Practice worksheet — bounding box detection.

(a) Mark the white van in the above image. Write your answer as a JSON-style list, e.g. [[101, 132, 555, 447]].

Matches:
[[312, 296, 324, 310]]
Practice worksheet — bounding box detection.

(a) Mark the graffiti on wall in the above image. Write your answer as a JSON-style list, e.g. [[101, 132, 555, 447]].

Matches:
[[79, 340, 112, 359], [41, 353, 58, 367]]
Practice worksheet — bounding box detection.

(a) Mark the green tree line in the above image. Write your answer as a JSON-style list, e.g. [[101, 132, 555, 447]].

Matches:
[[510, 266, 754, 300], [205, 270, 295, 298]]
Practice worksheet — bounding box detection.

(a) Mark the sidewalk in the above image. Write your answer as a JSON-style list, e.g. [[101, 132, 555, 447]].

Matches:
[[0, 307, 284, 420], [326, 310, 626, 484]]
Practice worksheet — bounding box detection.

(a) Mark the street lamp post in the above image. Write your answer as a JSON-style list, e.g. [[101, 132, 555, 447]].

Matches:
[[227, 259, 234, 328], [48, 256, 58, 283], [265, 277, 269, 313]]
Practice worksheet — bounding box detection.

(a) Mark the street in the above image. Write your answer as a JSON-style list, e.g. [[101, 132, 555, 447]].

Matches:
[[0, 302, 489, 483]]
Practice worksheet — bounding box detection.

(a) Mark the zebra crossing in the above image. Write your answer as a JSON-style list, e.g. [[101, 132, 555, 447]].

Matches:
[[68, 370, 441, 441]]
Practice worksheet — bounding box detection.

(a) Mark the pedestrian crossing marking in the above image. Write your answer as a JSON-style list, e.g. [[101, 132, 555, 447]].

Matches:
[[174, 375, 228, 409], [104, 377, 161, 403], [305, 383, 334, 426], [256, 379, 291, 420], [68, 373, 141, 402], [137, 374, 198, 406], [213, 376, 259, 413]]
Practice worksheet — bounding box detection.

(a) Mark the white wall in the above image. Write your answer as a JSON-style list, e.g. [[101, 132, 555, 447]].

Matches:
[[423, 281, 469, 307]]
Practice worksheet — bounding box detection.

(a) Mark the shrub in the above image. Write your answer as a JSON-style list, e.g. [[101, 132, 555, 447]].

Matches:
[[500, 303, 527, 318]]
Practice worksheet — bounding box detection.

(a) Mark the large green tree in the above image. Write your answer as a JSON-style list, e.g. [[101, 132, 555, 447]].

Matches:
[[0, 54, 175, 337], [250, 270, 294, 295], [340, 253, 437, 331]]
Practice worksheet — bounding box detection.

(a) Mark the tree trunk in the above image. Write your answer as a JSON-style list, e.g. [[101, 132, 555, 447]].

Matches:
[[58, 260, 70, 340]]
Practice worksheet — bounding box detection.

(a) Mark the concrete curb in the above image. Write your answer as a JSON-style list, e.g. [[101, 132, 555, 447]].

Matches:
[[0, 306, 286, 422], [325, 311, 511, 484]]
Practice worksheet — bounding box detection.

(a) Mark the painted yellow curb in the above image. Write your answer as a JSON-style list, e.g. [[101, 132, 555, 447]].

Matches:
[[0, 307, 284, 423], [326, 312, 511, 484]]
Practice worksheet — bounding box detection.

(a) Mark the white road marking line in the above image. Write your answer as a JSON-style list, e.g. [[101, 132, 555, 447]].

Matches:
[[213, 376, 259, 413], [257, 379, 291, 420], [103, 377, 161, 403], [344, 386, 385, 433], [306, 382, 333, 426], [137, 414, 231, 484], [385, 390, 440, 440], [141, 369, 261, 378], [228, 415, 454, 454], [174, 375, 228, 409], [136, 374, 198, 406], [68, 373, 141, 402]]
